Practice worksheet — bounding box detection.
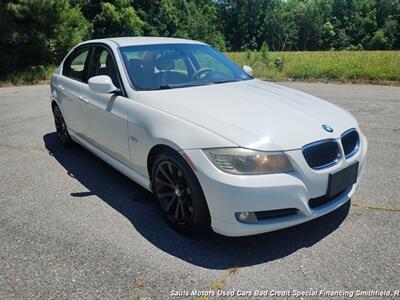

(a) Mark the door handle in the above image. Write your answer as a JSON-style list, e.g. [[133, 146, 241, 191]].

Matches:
[[57, 84, 64, 91], [79, 96, 88, 103]]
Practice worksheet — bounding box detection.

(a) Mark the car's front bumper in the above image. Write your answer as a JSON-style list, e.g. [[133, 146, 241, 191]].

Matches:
[[184, 133, 367, 237]]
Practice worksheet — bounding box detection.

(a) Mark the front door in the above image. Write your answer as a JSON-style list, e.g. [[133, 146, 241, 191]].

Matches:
[[81, 45, 131, 165]]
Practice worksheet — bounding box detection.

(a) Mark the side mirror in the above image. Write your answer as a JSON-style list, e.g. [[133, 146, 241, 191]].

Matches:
[[88, 75, 120, 94], [243, 65, 253, 76]]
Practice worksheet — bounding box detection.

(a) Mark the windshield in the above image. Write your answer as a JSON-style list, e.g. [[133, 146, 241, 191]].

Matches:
[[119, 43, 252, 91]]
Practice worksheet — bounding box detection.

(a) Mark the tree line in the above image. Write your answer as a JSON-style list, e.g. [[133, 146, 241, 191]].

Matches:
[[0, 0, 399, 77]]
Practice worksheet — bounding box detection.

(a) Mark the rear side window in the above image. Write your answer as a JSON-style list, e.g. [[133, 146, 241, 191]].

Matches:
[[63, 48, 90, 82]]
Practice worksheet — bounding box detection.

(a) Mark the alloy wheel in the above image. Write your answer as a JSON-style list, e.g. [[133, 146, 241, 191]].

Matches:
[[53, 106, 69, 145], [154, 160, 194, 225]]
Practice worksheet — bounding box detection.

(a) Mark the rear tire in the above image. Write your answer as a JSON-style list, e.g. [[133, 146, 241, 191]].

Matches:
[[52, 104, 73, 147], [151, 150, 211, 235]]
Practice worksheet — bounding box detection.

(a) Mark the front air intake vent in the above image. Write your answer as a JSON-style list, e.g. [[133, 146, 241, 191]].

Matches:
[[302, 140, 340, 170], [341, 129, 360, 158], [309, 188, 349, 209], [255, 208, 298, 220]]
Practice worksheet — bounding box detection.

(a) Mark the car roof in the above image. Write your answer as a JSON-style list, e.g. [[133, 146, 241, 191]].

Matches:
[[81, 36, 206, 47]]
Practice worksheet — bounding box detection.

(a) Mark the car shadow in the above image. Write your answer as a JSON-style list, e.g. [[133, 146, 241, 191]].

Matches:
[[43, 132, 350, 270]]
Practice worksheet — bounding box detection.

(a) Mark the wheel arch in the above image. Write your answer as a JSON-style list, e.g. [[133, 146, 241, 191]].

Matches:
[[148, 142, 211, 233], [147, 144, 179, 181]]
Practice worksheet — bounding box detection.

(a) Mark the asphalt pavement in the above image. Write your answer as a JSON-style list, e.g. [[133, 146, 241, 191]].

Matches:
[[0, 82, 399, 299]]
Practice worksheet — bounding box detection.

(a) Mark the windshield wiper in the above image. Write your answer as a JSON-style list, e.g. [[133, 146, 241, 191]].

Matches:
[[159, 80, 239, 90], [159, 84, 172, 89], [213, 79, 239, 84], [158, 82, 211, 90]]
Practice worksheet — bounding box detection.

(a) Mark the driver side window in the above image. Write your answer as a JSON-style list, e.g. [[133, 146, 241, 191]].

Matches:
[[172, 58, 188, 75], [193, 52, 234, 79], [153, 52, 190, 85], [154, 52, 189, 75], [88, 46, 120, 88]]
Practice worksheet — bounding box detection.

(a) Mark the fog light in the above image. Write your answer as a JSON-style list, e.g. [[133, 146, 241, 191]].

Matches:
[[235, 212, 258, 224]]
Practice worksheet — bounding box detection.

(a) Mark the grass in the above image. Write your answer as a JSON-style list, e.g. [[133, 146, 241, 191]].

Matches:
[[227, 51, 400, 84], [0, 51, 399, 86], [0, 65, 55, 86]]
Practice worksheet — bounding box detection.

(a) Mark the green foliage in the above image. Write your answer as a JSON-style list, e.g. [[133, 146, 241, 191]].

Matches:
[[259, 41, 270, 63], [135, 0, 226, 50], [218, 0, 400, 51], [0, 0, 399, 82], [227, 51, 400, 83], [3, 51, 399, 85], [0, 0, 91, 78], [346, 43, 364, 51], [54, 4, 92, 61], [383, 16, 399, 49], [321, 21, 336, 49], [92, 0, 144, 38], [1, 65, 55, 86], [368, 29, 389, 50], [218, 0, 267, 51]]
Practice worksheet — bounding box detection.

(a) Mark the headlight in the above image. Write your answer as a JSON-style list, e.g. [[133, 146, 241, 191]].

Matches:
[[204, 148, 293, 175]]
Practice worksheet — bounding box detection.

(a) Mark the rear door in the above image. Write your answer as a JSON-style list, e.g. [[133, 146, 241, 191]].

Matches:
[[81, 44, 131, 165], [58, 45, 91, 134]]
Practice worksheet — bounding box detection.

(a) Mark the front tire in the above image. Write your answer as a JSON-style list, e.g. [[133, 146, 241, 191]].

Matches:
[[52, 104, 73, 147], [151, 150, 211, 235]]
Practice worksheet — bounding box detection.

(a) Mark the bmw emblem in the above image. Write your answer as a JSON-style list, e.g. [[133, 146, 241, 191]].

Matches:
[[322, 124, 334, 133]]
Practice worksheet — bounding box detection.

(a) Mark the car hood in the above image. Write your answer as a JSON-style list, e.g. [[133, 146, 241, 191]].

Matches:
[[137, 79, 358, 151]]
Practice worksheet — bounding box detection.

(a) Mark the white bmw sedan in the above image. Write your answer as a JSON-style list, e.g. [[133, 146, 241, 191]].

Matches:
[[50, 37, 367, 237]]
